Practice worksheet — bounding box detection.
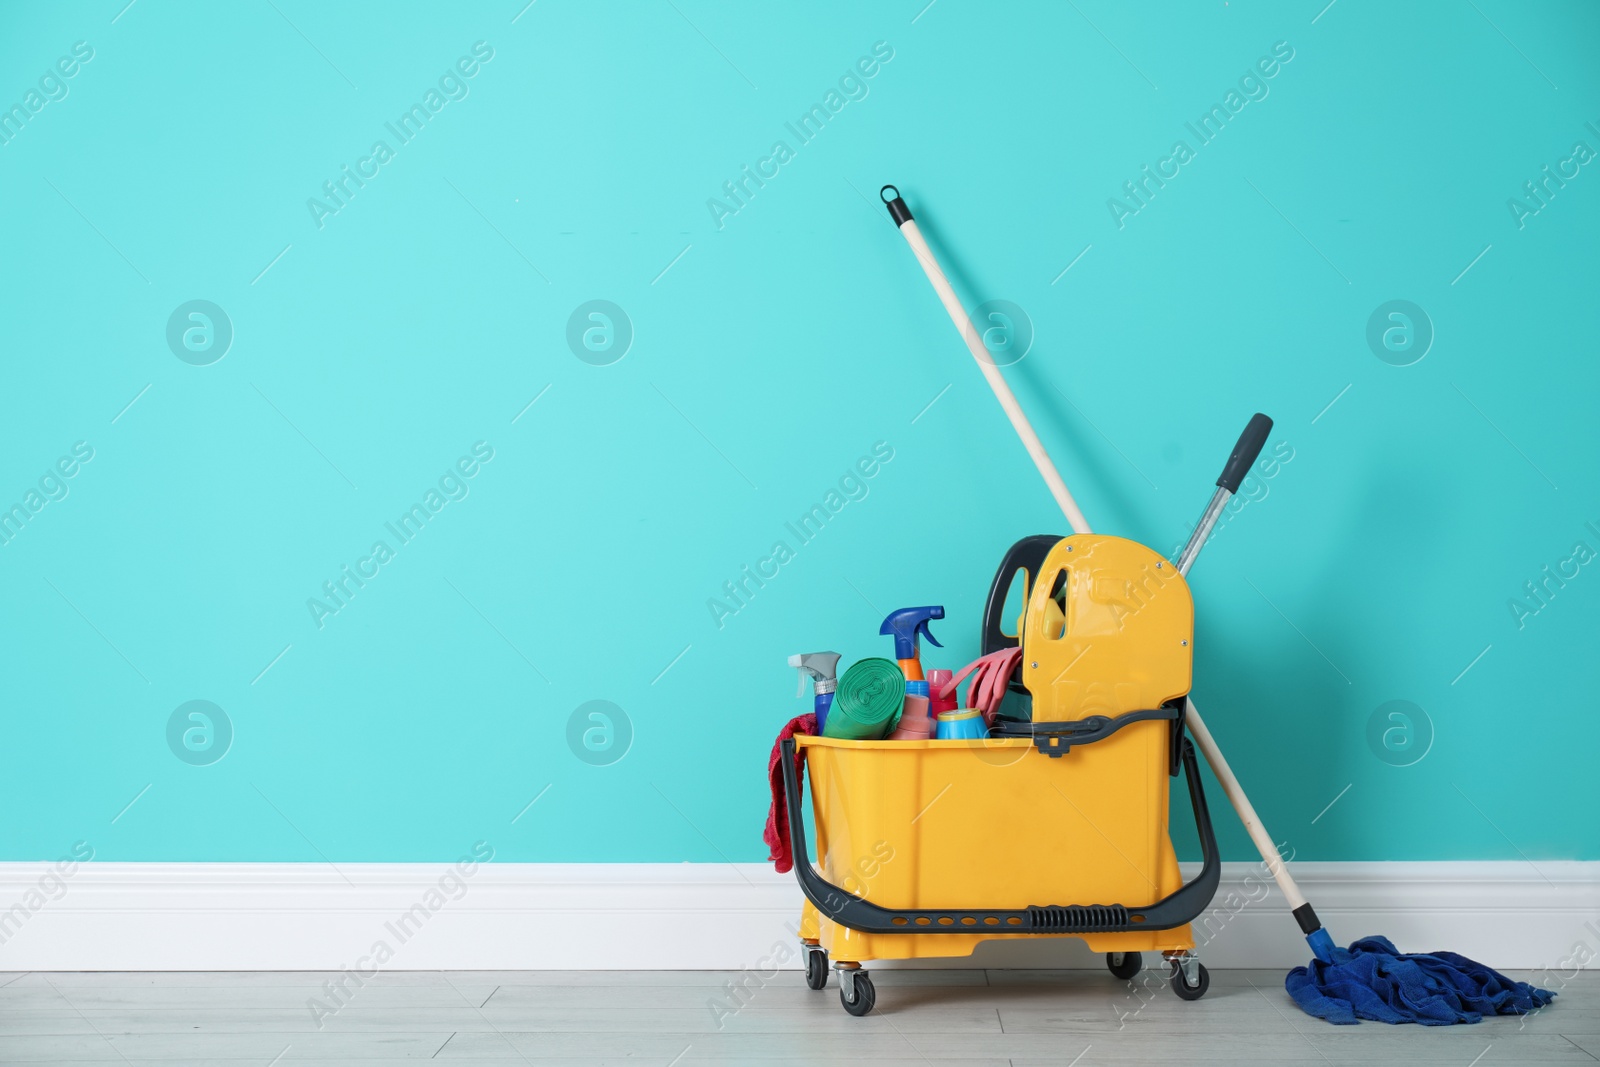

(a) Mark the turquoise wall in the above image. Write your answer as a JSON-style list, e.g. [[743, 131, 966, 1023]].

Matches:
[[2, 1, 1595, 864]]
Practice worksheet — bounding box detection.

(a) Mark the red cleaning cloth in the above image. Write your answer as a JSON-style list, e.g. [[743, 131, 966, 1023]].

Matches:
[[763, 713, 816, 874]]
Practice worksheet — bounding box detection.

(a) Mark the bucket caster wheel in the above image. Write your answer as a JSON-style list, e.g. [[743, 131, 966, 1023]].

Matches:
[[838, 967, 875, 1016], [804, 946, 829, 990], [1106, 951, 1142, 980], [1169, 959, 1210, 1001]]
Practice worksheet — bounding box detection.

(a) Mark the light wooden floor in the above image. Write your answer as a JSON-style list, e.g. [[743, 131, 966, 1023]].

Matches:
[[0, 967, 1592, 1064]]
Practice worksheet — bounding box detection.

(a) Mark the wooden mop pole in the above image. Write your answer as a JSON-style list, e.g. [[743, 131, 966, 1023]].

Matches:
[[888, 203, 1093, 538], [880, 185, 1312, 918]]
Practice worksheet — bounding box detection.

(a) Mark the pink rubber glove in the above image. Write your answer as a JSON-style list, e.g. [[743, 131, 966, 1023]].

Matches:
[[940, 647, 1022, 725]]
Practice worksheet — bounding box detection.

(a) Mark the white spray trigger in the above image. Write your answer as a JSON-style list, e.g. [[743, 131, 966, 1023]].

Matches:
[[788, 653, 806, 697]]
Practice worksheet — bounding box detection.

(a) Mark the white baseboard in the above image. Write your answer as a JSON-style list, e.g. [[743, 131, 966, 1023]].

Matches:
[[0, 861, 1595, 972]]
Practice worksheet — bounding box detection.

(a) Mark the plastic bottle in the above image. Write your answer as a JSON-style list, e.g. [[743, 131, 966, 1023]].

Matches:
[[878, 606, 944, 683], [789, 652, 841, 733]]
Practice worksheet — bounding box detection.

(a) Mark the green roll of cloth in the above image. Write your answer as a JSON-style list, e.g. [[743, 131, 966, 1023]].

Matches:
[[823, 658, 906, 740]]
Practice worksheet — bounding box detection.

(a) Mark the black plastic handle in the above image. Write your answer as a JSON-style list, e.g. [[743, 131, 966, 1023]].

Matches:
[[881, 184, 913, 227], [980, 534, 1062, 657], [1216, 413, 1273, 493]]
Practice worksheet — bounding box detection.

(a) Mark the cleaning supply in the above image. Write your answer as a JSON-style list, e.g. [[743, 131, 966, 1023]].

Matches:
[[789, 651, 841, 735], [882, 182, 1553, 1023], [877, 606, 943, 682], [887, 693, 933, 739], [889, 662, 928, 739], [780, 718, 1222, 1015], [1287, 937, 1554, 1025], [934, 708, 986, 740], [889, 679, 934, 739], [762, 712, 817, 874], [823, 658, 905, 740], [927, 669, 957, 715], [943, 648, 1022, 725]]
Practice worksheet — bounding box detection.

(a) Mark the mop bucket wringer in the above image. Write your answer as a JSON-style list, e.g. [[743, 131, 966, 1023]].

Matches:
[[782, 534, 1222, 1014]]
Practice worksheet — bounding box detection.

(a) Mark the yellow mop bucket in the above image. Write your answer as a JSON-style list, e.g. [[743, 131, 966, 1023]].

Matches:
[[780, 729, 1219, 1012], [783, 726, 1219, 928], [778, 535, 1221, 1015]]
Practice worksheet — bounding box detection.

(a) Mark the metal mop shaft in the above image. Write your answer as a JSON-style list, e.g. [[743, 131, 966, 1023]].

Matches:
[[880, 185, 1335, 958]]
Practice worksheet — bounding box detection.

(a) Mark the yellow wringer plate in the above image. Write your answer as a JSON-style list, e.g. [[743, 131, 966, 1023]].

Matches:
[[1022, 534, 1194, 724]]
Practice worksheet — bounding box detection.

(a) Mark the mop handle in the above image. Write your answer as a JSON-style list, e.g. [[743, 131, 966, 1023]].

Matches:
[[880, 186, 1092, 537], [882, 185, 1309, 913], [1182, 703, 1305, 907], [1175, 413, 1274, 575]]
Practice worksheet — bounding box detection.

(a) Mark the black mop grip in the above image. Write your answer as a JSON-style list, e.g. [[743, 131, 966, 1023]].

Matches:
[[881, 185, 913, 227], [1293, 902, 1323, 935], [1216, 413, 1273, 493]]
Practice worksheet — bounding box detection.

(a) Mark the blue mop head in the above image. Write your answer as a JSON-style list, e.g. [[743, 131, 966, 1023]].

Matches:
[[1287, 935, 1556, 1025]]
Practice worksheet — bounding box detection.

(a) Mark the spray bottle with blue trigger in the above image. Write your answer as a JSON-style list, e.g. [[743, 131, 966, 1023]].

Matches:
[[879, 606, 944, 684], [789, 652, 841, 733]]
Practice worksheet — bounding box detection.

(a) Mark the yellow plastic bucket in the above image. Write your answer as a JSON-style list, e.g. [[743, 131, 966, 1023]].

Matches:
[[793, 725, 1202, 964]]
